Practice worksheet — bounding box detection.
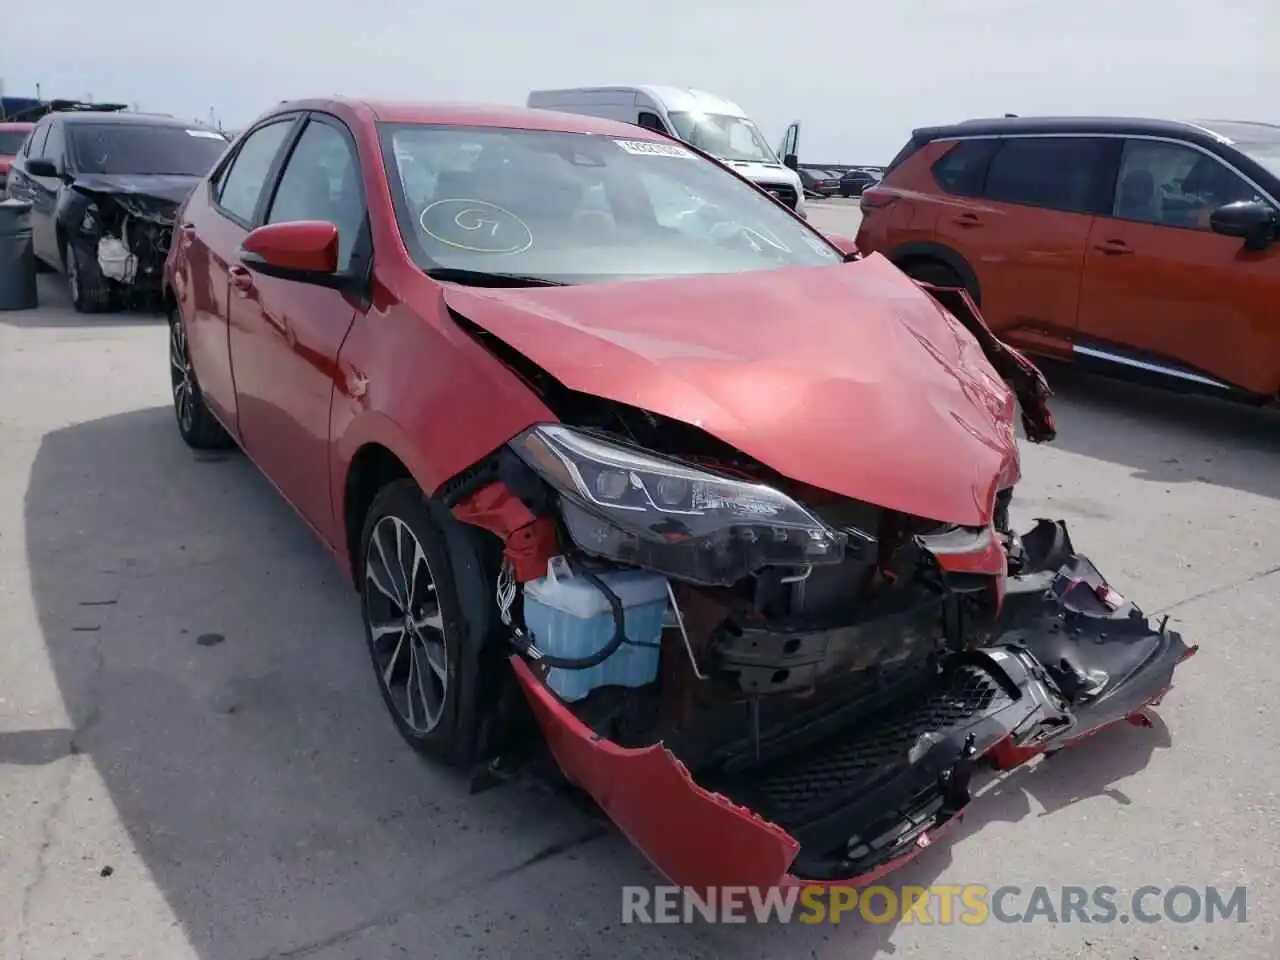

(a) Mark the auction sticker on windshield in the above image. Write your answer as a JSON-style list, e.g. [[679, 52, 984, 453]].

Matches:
[[614, 139, 693, 159], [186, 129, 226, 139]]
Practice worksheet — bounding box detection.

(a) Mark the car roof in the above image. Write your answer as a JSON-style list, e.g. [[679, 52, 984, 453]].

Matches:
[[912, 115, 1280, 147], [50, 110, 219, 131], [265, 97, 675, 143]]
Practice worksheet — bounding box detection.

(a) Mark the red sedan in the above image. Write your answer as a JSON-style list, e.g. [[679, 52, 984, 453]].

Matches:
[[164, 98, 1195, 890]]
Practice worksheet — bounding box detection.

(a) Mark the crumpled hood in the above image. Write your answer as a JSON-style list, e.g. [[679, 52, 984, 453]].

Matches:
[[70, 172, 201, 207], [442, 253, 1020, 526]]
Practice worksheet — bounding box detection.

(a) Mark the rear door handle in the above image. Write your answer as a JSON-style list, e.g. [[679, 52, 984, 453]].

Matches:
[[951, 213, 983, 228], [229, 264, 254, 294], [1093, 239, 1133, 255]]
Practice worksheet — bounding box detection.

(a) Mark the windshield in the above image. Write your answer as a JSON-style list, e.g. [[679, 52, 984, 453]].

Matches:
[[664, 112, 779, 164], [70, 123, 228, 176], [1236, 142, 1280, 180], [0, 130, 29, 155], [379, 123, 841, 285]]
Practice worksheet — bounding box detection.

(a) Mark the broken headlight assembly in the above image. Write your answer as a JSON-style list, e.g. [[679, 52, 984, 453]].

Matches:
[[509, 424, 848, 585]]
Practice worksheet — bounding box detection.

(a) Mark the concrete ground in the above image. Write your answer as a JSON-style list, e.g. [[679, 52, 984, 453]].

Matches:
[[1, 207, 1278, 959]]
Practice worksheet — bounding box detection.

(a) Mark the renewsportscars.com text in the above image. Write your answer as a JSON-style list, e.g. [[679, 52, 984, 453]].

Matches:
[[621, 884, 1249, 925]]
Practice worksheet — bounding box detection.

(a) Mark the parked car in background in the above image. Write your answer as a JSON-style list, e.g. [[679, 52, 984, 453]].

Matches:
[[798, 166, 840, 197], [839, 167, 881, 197], [5, 106, 228, 311], [163, 96, 1192, 893], [858, 116, 1280, 401], [0, 121, 34, 193]]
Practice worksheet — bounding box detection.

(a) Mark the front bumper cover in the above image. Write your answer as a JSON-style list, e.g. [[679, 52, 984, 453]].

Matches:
[[511, 520, 1196, 888]]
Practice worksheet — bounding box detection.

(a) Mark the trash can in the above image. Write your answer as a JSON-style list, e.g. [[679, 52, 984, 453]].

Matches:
[[0, 198, 39, 311]]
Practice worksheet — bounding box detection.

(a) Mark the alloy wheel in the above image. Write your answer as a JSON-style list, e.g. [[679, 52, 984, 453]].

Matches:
[[169, 320, 195, 434], [364, 514, 449, 734]]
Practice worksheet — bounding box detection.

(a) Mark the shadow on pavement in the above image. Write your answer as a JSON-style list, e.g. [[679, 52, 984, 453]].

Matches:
[[22, 404, 1172, 959], [1038, 361, 1280, 502], [0, 274, 166, 329]]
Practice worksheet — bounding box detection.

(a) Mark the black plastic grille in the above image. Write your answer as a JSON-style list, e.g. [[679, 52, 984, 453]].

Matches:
[[745, 665, 1011, 826], [763, 184, 799, 208]]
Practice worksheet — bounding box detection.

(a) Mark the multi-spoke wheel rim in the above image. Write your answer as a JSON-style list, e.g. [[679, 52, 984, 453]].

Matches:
[[169, 320, 195, 433], [364, 515, 448, 735]]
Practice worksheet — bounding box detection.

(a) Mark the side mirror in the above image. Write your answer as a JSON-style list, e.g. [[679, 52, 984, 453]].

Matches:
[[1209, 200, 1277, 250], [240, 220, 340, 283], [823, 232, 859, 260], [782, 153, 799, 172], [26, 158, 61, 179]]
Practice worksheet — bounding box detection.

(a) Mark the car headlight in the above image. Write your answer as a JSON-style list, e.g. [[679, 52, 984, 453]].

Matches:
[[509, 424, 848, 585]]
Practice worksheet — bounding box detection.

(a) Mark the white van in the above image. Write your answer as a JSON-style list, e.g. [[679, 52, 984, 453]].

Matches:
[[527, 86, 807, 219]]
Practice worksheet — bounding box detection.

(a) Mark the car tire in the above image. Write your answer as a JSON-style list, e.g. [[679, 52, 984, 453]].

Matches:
[[168, 312, 234, 450], [64, 242, 116, 313], [359, 479, 477, 766]]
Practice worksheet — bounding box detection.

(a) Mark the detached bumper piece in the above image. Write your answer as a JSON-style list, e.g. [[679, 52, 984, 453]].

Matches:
[[511, 520, 1196, 889]]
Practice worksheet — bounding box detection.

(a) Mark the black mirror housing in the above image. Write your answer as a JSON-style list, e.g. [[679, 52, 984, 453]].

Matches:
[[25, 158, 59, 178], [782, 154, 799, 172], [1210, 200, 1277, 250]]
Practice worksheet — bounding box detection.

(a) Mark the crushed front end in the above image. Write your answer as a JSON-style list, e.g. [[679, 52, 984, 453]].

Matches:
[[70, 188, 178, 308], [444, 289, 1196, 890]]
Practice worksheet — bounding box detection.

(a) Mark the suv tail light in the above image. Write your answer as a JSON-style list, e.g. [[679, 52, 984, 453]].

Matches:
[[859, 187, 897, 210]]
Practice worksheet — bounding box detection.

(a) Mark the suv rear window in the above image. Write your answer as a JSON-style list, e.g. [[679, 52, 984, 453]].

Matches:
[[982, 137, 1112, 214], [931, 139, 999, 196]]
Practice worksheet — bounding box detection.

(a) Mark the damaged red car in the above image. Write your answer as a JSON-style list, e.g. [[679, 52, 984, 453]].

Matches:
[[164, 98, 1196, 890]]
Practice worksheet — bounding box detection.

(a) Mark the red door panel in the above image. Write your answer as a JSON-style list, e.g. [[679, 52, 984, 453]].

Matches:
[[178, 191, 243, 432], [228, 273, 357, 540], [228, 115, 367, 543]]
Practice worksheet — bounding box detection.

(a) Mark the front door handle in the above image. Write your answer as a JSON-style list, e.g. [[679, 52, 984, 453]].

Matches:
[[952, 213, 983, 228], [1093, 239, 1133, 255], [229, 264, 254, 294]]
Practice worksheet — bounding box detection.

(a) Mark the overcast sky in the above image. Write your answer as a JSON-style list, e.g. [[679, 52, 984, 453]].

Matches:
[[4, 0, 1277, 163]]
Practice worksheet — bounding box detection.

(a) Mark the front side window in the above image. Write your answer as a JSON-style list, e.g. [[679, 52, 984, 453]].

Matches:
[[266, 119, 365, 270], [666, 112, 778, 164], [983, 137, 1111, 214], [379, 124, 841, 285], [69, 123, 228, 177], [26, 121, 51, 160], [216, 120, 294, 223], [1112, 138, 1270, 229]]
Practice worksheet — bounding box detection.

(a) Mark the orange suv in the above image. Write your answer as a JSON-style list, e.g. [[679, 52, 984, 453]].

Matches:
[[857, 117, 1280, 402]]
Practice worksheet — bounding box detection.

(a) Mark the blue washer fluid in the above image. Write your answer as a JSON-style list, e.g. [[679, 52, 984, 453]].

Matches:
[[522, 556, 668, 702]]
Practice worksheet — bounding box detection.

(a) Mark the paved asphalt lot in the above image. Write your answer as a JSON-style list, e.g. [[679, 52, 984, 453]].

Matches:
[[1, 198, 1278, 959]]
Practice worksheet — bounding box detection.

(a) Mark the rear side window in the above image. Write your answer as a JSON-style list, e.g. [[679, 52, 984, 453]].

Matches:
[[215, 120, 294, 223], [931, 139, 999, 196], [982, 137, 1113, 214]]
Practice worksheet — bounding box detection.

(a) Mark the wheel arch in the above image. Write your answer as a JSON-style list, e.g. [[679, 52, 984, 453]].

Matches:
[[342, 437, 514, 767], [887, 241, 982, 305]]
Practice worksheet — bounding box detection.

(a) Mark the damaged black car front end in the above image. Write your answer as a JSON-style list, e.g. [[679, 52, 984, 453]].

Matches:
[[61, 176, 197, 311]]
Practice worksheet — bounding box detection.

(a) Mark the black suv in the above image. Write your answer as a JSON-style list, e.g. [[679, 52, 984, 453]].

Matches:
[[5, 106, 228, 312]]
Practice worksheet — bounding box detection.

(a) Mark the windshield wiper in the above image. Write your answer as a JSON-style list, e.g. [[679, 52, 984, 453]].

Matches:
[[425, 267, 564, 288]]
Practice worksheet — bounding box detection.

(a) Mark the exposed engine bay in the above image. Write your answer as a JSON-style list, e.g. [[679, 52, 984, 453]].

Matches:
[[442, 284, 1197, 886], [72, 187, 178, 308]]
